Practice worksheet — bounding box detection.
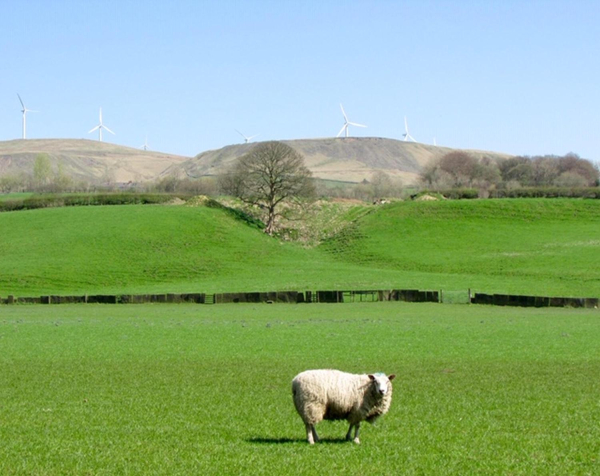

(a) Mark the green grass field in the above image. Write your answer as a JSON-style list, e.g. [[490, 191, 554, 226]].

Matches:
[[0, 192, 33, 201], [321, 198, 600, 297], [1, 303, 598, 474], [0, 198, 598, 298]]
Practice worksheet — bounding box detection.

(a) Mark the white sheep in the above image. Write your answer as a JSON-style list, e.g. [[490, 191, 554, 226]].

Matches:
[[292, 369, 396, 444]]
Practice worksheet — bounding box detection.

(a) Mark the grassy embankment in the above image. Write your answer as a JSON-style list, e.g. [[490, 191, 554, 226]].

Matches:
[[320, 199, 600, 298], [0, 192, 33, 201], [0, 198, 598, 297], [0, 303, 598, 474]]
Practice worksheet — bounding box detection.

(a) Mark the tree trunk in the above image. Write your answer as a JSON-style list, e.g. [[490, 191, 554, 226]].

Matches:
[[265, 207, 276, 235]]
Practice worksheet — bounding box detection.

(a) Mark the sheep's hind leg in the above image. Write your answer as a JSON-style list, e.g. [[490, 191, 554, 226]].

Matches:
[[346, 424, 355, 442], [346, 423, 361, 444], [353, 423, 361, 444]]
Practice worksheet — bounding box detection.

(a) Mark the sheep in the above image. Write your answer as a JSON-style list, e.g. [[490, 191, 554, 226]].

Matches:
[[292, 369, 396, 444]]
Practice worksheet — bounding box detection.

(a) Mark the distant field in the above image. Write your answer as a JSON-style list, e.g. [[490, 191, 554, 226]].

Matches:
[[0, 303, 598, 474], [0, 192, 33, 201], [0, 199, 598, 297]]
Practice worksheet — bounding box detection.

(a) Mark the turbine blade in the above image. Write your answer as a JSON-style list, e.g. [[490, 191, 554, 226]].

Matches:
[[349, 122, 367, 128], [103, 126, 115, 135], [337, 125, 347, 137], [88, 125, 99, 133], [17, 94, 25, 109], [340, 103, 348, 121], [235, 129, 246, 138]]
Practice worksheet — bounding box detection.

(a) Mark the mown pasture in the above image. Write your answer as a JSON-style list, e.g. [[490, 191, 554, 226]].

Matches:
[[0, 198, 599, 298], [0, 303, 598, 474]]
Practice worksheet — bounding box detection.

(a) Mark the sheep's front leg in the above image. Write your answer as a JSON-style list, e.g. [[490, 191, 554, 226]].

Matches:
[[346, 422, 361, 444], [306, 423, 319, 444], [312, 426, 319, 443]]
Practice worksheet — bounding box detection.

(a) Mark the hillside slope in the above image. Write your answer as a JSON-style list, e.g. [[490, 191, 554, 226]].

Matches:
[[0, 204, 366, 296], [0, 199, 598, 298], [0, 139, 189, 183], [319, 198, 600, 296], [166, 137, 512, 183]]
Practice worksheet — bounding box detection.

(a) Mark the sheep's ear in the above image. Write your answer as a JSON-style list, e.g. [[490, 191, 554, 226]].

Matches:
[[388, 374, 396, 381], [368, 374, 375, 380]]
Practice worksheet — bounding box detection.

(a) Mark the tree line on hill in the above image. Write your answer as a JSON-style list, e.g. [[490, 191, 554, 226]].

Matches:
[[1, 145, 598, 205], [420, 151, 599, 193]]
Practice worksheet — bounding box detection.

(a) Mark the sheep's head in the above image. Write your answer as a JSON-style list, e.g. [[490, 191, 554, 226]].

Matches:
[[368, 373, 396, 396]]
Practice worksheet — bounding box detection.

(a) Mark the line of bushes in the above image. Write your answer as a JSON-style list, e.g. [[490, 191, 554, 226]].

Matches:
[[489, 187, 600, 199], [0, 193, 192, 212], [424, 187, 600, 200]]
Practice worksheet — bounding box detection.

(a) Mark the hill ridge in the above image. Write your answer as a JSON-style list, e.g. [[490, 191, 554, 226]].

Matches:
[[0, 137, 512, 185], [166, 137, 512, 184], [0, 139, 190, 184]]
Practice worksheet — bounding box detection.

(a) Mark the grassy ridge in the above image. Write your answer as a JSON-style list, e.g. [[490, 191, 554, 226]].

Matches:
[[0, 303, 598, 474], [320, 199, 600, 297], [0, 205, 338, 295], [0, 199, 598, 297]]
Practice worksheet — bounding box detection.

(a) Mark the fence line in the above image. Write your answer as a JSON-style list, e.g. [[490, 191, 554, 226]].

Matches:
[[1, 289, 598, 309]]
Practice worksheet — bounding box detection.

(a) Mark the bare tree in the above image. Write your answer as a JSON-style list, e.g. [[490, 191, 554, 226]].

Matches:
[[420, 151, 500, 190], [220, 141, 314, 235], [33, 153, 52, 189]]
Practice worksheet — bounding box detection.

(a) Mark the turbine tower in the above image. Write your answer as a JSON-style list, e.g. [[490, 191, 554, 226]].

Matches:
[[337, 104, 366, 138], [402, 116, 416, 142], [235, 129, 259, 143], [17, 94, 37, 139], [88, 108, 115, 142]]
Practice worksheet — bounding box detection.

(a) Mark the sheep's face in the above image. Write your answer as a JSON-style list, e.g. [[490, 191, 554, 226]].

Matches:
[[369, 373, 396, 396]]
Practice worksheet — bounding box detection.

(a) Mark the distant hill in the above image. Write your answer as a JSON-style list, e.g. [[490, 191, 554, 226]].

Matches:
[[0, 139, 189, 184], [0, 137, 512, 186], [165, 137, 513, 184]]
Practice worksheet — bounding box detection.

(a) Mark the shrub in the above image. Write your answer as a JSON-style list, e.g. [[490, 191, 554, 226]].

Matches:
[[0, 193, 192, 213], [489, 187, 600, 199]]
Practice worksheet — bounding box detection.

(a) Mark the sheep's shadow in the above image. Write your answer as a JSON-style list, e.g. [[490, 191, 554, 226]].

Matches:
[[248, 437, 349, 445]]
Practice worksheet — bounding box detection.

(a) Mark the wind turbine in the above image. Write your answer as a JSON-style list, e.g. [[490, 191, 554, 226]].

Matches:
[[140, 135, 150, 151], [337, 104, 366, 138], [88, 108, 115, 142], [402, 116, 416, 142], [235, 129, 259, 143], [17, 94, 37, 139]]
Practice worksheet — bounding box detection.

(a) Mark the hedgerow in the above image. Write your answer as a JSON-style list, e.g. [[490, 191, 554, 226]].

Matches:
[[0, 193, 191, 212]]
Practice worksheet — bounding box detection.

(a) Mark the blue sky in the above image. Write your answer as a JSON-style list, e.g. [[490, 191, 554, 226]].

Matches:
[[1, 0, 598, 160]]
